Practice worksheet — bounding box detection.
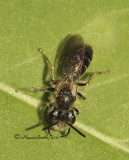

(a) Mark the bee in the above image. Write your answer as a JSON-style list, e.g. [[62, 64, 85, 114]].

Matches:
[[16, 35, 109, 138]]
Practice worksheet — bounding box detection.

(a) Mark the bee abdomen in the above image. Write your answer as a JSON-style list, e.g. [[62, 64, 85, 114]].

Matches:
[[81, 44, 93, 75]]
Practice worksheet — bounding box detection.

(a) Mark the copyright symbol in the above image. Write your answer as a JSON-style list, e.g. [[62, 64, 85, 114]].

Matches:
[[14, 134, 20, 139]]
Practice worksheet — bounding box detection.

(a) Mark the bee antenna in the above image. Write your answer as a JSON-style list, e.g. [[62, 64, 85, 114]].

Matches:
[[42, 121, 59, 131], [66, 123, 86, 138]]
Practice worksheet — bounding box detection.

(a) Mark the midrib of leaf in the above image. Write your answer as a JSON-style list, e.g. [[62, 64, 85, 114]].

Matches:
[[1, 81, 129, 155]]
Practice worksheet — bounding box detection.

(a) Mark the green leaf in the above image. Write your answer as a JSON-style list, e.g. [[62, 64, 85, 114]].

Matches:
[[1, 0, 129, 159]]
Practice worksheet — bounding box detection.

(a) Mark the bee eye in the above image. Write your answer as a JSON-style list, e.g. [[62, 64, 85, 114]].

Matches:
[[68, 112, 74, 119], [53, 110, 59, 117], [68, 111, 75, 124]]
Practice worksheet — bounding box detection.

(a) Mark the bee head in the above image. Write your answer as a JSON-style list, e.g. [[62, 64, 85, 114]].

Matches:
[[49, 109, 75, 125], [42, 109, 85, 138]]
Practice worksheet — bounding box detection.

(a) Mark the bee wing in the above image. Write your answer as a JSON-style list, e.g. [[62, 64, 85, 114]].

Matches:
[[57, 35, 85, 81]]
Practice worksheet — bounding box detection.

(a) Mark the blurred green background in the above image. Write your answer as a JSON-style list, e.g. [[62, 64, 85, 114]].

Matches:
[[1, 0, 129, 159]]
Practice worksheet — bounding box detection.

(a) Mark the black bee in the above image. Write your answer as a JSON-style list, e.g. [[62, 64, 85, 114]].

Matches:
[[16, 35, 109, 138]]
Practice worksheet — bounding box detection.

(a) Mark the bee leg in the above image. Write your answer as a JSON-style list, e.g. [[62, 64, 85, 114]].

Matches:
[[77, 70, 110, 86], [48, 129, 53, 136], [77, 92, 86, 100], [73, 107, 80, 115], [38, 48, 57, 84], [15, 87, 55, 93], [44, 103, 54, 114], [61, 128, 70, 137]]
